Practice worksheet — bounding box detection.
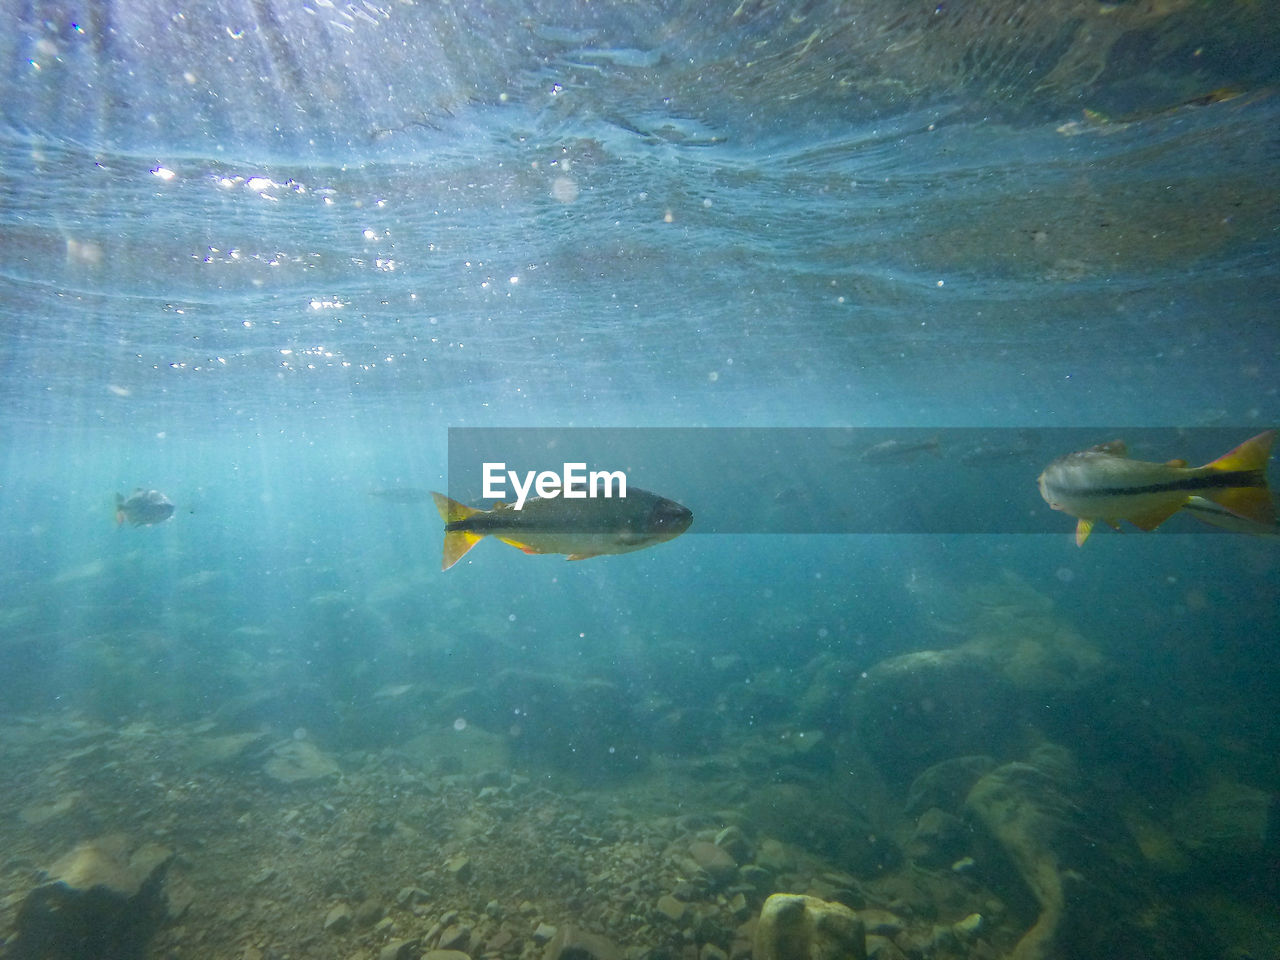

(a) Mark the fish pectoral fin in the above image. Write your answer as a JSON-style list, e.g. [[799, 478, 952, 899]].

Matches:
[[1075, 518, 1095, 546], [441, 530, 484, 571], [1128, 501, 1186, 532]]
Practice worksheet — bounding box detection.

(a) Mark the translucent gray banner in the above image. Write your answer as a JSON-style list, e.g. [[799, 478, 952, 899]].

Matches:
[[446, 428, 1276, 534]]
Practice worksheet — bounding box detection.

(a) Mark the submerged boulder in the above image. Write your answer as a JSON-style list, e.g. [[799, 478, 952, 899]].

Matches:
[[965, 750, 1216, 960], [8, 835, 173, 960], [754, 893, 866, 960], [848, 648, 1022, 782]]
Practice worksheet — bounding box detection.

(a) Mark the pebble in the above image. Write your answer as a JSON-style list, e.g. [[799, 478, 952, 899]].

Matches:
[[446, 856, 473, 883], [438, 922, 471, 951], [323, 903, 352, 934], [379, 939, 419, 960], [858, 909, 904, 937], [656, 894, 687, 922], [688, 841, 737, 883], [533, 922, 557, 945], [953, 912, 983, 938]]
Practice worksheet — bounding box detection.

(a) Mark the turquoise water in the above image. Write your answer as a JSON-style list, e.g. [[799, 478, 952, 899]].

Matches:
[[1, 2, 1278, 957]]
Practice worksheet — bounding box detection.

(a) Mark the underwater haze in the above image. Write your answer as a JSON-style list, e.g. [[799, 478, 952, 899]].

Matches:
[[1, 2, 1278, 959]]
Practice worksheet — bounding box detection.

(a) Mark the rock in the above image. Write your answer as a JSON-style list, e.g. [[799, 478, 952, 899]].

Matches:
[[953, 913, 983, 938], [689, 840, 738, 884], [848, 649, 1019, 784], [738, 864, 773, 893], [380, 939, 422, 960], [857, 909, 904, 937], [754, 893, 867, 960], [656, 894, 688, 922], [714, 825, 752, 863], [423, 952, 470, 960], [907, 807, 970, 868], [354, 898, 385, 927], [753, 838, 793, 875], [532, 922, 557, 945], [1168, 778, 1276, 870], [397, 886, 430, 907], [438, 922, 471, 951], [462, 669, 647, 776], [700, 944, 729, 960], [324, 903, 353, 933], [541, 923, 621, 960], [8, 835, 174, 960], [865, 935, 908, 960], [964, 756, 1212, 960], [263, 739, 339, 783], [485, 927, 515, 951], [904, 756, 998, 817], [744, 786, 898, 876], [446, 855, 473, 883]]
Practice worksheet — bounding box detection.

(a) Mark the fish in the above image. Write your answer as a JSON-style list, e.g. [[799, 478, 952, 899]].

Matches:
[[367, 487, 434, 503], [431, 488, 692, 570], [958, 430, 1040, 465], [858, 436, 941, 463], [115, 488, 175, 526], [1182, 496, 1280, 537], [1036, 430, 1275, 546]]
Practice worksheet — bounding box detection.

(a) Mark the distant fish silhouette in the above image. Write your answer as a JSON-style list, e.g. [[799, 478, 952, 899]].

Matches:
[[115, 488, 175, 526], [367, 487, 434, 504]]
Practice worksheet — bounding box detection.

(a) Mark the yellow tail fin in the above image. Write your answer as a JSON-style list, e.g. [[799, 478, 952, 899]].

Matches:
[[431, 492, 485, 570], [1200, 429, 1275, 525]]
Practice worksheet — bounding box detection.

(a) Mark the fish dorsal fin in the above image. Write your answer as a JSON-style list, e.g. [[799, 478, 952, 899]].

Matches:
[[1090, 440, 1127, 456], [1164, 458, 1188, 468]]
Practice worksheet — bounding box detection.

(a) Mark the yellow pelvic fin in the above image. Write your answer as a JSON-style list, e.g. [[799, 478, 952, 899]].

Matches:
[[1075, 518, 1095, 546], [432, 492, 486, 571], [496, 536, 545, 555], [1199, 430, 1276, 525]]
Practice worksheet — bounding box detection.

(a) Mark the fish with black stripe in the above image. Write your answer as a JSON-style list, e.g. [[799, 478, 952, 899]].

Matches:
[[1037, 430, 1275, 545]]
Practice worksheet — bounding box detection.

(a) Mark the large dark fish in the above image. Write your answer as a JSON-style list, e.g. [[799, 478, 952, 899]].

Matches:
[[1037, 430, 1274, 545], [431, 488, 692, 570], [115, 488, 175, 526]]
